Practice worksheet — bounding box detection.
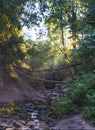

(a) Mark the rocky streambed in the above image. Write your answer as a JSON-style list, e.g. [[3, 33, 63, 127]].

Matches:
[[0, 89, 95, 130]]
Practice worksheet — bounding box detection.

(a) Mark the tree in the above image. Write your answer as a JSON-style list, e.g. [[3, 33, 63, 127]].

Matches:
[[85, 0, 95, 28], [42, 0, 84, 46], [27, 40, 52, 70], [71, 0, 95, 72], [0, 0, 40, 68]]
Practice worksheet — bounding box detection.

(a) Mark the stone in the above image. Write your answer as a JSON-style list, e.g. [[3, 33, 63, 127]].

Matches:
[[50, 127, 58, 130], [28, 121, 35, 128], [19, 128, 31, 130], [30, 112, 39, 119], [6, 128, 15, 130]]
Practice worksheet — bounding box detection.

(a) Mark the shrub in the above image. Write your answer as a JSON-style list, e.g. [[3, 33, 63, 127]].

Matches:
[[69, 73, 95, 106], [67, 72, 95, 120], [49, 72, 95, 120], [1, 100, 20, 115], [86, 92, 95, 106], [71, 30, 95, 72], [82, 106, 95, 120], [50, 97, 72, 118]]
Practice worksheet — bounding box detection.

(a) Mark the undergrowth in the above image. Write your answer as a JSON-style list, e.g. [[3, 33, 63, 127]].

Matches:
[[1, 100, 20, 115], [50, 97, 72, 118], [50, 72, 95, 120]]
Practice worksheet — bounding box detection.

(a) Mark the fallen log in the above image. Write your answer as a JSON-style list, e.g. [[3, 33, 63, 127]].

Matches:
[[14, 68, 71, 84], [14, 63, 81, 73]]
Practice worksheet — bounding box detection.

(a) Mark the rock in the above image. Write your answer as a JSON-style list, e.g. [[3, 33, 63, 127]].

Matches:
[[30, 112, 39, 119], [31, 98, 47, 106], [39, 121, 49, 130], [3, 115, 10, 118], [50, 127, 58, 130], [28, 121, 35, 128], [33, 119, 40, 127], [13, 121, 21, 128], [6, 128, 15, 130], [19, 127, 31, 130]]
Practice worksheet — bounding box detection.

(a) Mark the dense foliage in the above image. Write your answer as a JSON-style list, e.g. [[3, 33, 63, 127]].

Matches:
[[26, 40, 52, 70], [0, 0, 42, 69], [68, 72, 95, 120], [0, 0, 26, 67]]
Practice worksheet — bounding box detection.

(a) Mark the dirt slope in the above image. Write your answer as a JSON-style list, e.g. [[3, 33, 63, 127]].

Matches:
[[0, 69, 44, 102]]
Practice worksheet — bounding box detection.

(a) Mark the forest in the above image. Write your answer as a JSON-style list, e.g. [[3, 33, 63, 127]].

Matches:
[[1, 0, 95, 129]]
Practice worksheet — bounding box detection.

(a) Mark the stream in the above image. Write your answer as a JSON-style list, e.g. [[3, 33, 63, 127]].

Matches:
[[0, 89, 95, 130]]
